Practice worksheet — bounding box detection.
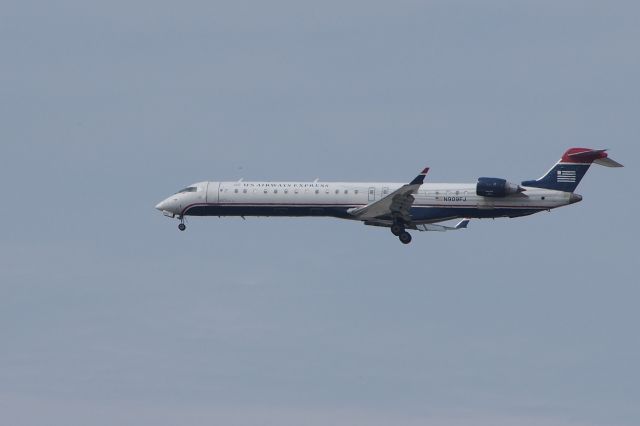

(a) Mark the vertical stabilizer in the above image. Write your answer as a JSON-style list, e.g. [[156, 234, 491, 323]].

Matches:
[[521, 148, 622, 192]]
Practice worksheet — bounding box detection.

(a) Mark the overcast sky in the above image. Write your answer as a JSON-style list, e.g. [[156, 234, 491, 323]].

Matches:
[[1, 1, 638, 425]]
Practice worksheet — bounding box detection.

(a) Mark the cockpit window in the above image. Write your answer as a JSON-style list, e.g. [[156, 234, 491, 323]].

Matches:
[[176, 186, 198, 194]]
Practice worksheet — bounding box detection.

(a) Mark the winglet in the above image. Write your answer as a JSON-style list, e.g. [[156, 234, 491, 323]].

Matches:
[[455, 218, 470, 229], [409, 167, 429, 185]]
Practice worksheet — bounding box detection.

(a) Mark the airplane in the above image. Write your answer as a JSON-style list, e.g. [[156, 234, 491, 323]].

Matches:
[[155, 148, 622, 244]]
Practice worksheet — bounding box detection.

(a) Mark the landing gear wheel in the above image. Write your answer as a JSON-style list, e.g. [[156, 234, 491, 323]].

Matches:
[[391, 224, 404, 236], [399, 231, 412, 244], [178, 223, 186, 231]]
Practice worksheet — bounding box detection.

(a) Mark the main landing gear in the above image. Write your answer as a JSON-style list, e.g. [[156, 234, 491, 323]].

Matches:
[[391, 223, 403, 236], [391, 220, 412, 244], [398, 231, 412, 244]]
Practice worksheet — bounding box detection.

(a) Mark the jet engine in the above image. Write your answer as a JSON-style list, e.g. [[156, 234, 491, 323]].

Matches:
[[476, 177, 524, 197]]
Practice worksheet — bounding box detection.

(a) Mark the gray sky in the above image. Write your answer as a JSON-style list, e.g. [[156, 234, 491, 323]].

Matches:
[[1, 1, 638, 425]]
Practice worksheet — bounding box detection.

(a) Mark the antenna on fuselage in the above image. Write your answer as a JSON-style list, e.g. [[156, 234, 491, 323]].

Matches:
[[313, 178, 319, 183], [238, 178, 243, 182]]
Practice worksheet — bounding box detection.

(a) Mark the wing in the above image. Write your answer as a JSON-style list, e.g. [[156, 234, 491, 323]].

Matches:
[[348, 168, 429, 222], [415, 218, 470, 232]]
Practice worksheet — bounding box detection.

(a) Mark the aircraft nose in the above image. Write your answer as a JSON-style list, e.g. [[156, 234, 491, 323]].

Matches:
[[155, 199, 168, 211], [570, 193, 583, 204]]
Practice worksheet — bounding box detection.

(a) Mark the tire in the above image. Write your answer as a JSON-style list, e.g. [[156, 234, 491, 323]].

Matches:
[[391, 224, 403, 236], [178, 223, 186, 231], [399, 231, 412, 244]]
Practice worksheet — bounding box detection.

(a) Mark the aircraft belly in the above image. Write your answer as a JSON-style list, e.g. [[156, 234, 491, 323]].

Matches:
[[185, 203, 541, 222], [184, 204, 354, 218], [410, 206, 541, 222]]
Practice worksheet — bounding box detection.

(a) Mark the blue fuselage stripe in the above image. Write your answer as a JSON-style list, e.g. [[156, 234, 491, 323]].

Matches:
[[184, 203, 542, 221]]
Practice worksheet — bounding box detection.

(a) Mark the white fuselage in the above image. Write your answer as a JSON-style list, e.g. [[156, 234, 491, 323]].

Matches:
[[155, 180, 577, 224]]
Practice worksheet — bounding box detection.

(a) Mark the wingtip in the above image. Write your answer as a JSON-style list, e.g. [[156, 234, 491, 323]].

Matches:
[[455, 218, 470, 229], [410, 167, 430, 185]]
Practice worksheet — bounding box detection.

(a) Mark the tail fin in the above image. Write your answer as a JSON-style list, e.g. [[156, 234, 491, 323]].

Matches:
[[521, 148, 623, 192]]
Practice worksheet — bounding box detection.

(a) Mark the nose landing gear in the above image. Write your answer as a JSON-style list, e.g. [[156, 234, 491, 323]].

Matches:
[[178, 217, 186, 231]]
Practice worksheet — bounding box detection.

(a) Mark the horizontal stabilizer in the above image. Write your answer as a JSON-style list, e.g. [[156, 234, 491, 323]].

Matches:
[[594, 157, 624, 167]]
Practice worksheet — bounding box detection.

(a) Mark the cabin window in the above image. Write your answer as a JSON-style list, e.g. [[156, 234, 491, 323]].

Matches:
[[264, 189, 268, 194], [294, 189, 299, 194], [243, 189, 247, 193], [284, 189, 288, 194], [234, 189, 238, 193], [344, 190, 348, 194], [315, 189, 319, 194], [274, 189, 278, 194], [354, 189, 359, 194], [541, 196, 545, 200], [335, 189, 339, 194]]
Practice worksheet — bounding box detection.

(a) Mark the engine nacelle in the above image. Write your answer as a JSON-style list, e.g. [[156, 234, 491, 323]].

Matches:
[[476, 177, 523, 197]]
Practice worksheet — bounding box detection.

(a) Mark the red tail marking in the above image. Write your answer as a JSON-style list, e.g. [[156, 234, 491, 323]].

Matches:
[[560, 148, 608, 164]]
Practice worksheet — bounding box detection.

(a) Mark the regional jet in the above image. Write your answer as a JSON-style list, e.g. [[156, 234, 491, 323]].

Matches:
[[155, 148, 622, 244]]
